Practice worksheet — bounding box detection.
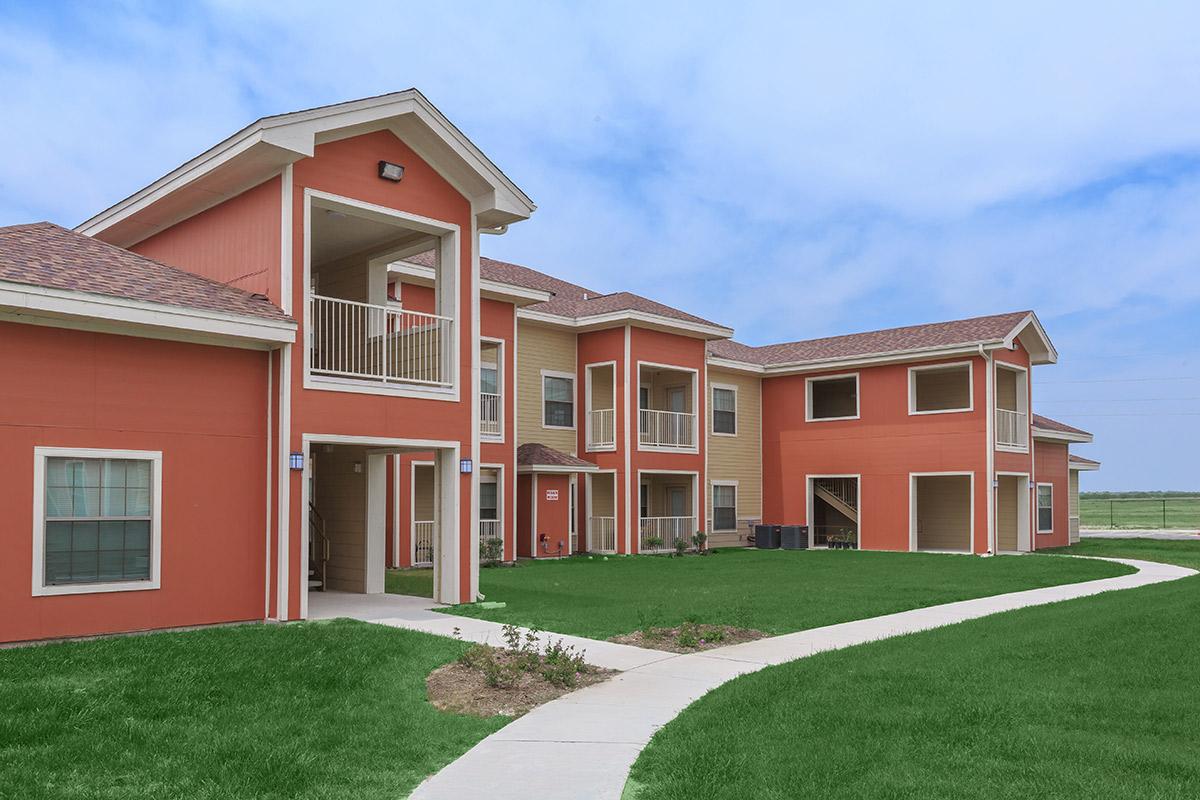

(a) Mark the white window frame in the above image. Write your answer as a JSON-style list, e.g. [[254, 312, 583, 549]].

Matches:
[[480, 337, 504, 442], [908, 360, 974, 416], [32, 446, 163, 597], [711, 480, 738, 532], [541, 369, 577, 430], [805, 372, 860, 422], [711, 383, 738, 437], [1036, 482, 1054, 534]]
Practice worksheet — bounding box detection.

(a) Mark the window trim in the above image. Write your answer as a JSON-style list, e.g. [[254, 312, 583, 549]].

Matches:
[[805, 372, 861, 422], [711, 480, 738, 532], [907, 360, 974, 416], [541, 369, 576, 430], [32, 446, 163, 597], [1036, 482, 1054, 534], [711, 383, 738, 437], [480, 337, 504, 442]]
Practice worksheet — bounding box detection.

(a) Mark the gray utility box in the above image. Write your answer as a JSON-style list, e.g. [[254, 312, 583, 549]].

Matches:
[[780, 525, 809, 550], [754, 524, 781, 549]]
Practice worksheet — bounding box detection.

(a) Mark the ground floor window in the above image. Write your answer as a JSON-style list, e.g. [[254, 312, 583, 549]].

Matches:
[[1037, 483, 1054, 533], [712, 484, 737, 531], [35, 448, 161, 594], [480, 480, 498, 521]]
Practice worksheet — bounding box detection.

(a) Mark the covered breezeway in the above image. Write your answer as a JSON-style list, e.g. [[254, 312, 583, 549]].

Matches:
[[910, 473, 974, 553]]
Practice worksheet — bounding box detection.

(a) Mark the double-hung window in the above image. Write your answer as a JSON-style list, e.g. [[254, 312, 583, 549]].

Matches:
[[543, 373, 575, 428], [712, 386, 737, 435], [480, 480, 499, 521], [1037, 484, 1054, 533], [35, 448, 162, 595], [712, 484, 737, 531]]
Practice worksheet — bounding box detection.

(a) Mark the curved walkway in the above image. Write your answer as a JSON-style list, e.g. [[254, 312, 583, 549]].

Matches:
[[404, 557, 1195, 800]]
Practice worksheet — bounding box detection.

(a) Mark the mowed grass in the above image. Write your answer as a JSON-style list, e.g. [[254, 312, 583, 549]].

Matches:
[[626, 541, 1200, 800], [0, 620, 505, 800], [1080, 494, 1200, 529], [397, 549, 1132, 639], [1047, 537, 1200, 570]]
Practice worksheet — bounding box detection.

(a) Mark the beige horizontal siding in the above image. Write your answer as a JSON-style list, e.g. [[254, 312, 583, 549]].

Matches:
[[913, 365, 971, 411], [313, 444, 366, 593], [997, 474, 1018, 551], [706, 369, 762, 546], [517, 320, 578, 454], [1069, 471, 1080, 516]]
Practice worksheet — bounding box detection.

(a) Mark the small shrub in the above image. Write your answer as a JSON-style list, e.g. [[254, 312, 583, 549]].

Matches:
[[480, 536, 503, 567], [644, 536, 664, 551], [542, 638, 589, 687], [673, 538, 688, 557], [692, 531, 708, 553], [676, 621, 700, 648]]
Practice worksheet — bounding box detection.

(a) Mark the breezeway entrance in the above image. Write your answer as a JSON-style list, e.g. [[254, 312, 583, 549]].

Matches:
[[911, 473, 974, 553]]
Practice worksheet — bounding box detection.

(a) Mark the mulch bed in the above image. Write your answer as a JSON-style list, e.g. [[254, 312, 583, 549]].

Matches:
[[609, 624, 768, 653], [427, 651, 615, 718]]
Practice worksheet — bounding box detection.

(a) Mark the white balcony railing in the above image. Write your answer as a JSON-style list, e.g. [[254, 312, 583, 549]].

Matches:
[[639, 409, 695, 448], [309, 294, 453, 387], [639, 516, 695, 552], [413, 520, 435, 566], [588, 516, 616, 553], [587, 408, 616, 449], [479, 519, 502, 555], [480, 392, 501, 437], [995, 408, 1028, 448]]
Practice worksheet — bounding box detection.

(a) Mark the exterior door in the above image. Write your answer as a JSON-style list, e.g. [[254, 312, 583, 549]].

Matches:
[[667, 387, 686, 413], [668, 486, 687, 517]]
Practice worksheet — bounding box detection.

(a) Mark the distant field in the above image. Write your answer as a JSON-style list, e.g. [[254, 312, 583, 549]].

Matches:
[[1080, 493, 1200, 530]]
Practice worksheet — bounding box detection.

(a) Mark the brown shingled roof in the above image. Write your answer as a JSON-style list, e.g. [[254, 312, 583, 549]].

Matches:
[[1032, 413, 1092, 437], [707, 311, 1033, 366], [0, 222, 290, 323], [516, 443, 598, 472], [1068, 454, 1101, 467], [406, 251, 727, 330]]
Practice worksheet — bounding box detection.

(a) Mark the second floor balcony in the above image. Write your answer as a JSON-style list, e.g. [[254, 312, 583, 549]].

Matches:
[[638, 364, 697, 450], [309, 294, 453, 387]]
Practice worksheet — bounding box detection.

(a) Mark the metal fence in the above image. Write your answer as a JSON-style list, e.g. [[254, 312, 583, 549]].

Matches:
[[1080, 497, 1200, 530]]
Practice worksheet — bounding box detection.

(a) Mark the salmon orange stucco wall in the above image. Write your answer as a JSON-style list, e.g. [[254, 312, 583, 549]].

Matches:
[[0, 322, 269, 643], [1034, 441, 1070, 550], [761, 357, 990, 553], [533, 473, 572, 557], [130, 176, 283, 301], [285, 130, 478, 610], [480, 298, 517, 562]]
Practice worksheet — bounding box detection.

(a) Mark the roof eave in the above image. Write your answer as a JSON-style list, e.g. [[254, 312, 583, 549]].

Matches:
[[1004, 312, 1058, 365], [749, 342, 1004, 375], [1033, 428, 1093, 444], [519, 307, 733, 340]]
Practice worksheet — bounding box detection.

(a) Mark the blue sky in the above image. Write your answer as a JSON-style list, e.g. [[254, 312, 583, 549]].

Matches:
[[2, 1, 1197, 490]]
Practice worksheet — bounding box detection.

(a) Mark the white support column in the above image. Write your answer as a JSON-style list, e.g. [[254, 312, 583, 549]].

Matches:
[[433, 447, 461, 605], [365, 452, 387, 594]]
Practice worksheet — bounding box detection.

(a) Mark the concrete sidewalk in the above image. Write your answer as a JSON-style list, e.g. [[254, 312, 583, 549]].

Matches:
[[407, 557, 1196, 800]]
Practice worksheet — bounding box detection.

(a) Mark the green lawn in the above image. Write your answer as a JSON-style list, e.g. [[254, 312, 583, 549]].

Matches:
[[0, 620, 505, 800], [625, 540, 1200, 800], [390, 549, 1132, 639], [1080, 493, 1200, 529], [1047, 537, 1200, 570]]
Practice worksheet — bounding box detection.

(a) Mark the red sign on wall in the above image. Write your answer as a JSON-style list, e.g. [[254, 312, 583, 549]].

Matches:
[[545, 489, 559, 501]]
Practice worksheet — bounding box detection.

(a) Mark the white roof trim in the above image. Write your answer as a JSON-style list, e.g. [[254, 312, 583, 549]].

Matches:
[[519, 307, 733, 340], [517, 462, 599, 474], [708, 343, 1004, 376], [1004, 312, 1057, 365], [0, 279, 296, 346], [1069, 460, 1101, 472], [76, 89, 535, 244], [390, 260, 552, 306], [1033, 426, 1093, 444]]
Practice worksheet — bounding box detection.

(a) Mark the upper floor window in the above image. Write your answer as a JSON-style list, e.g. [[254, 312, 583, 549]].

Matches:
[[34, 448, 162, 596], [543, 372, 575, 429], [480, 480, 498, 521], [909, 362, 973, 414], [806, 374, 859, 421], [481, 364, 499, 395], [1037, 484, 1054, 533], [712, 385, 737, 435]]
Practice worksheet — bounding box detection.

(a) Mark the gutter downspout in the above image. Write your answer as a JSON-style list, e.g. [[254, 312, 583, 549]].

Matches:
[[980, 344, 996, 556]]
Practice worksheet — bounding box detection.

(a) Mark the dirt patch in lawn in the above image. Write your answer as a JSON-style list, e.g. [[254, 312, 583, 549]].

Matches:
[[427, 649, 615, 718], [610, 623, 768, 653]]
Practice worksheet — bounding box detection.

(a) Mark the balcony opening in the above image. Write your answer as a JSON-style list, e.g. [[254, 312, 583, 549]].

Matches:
[[480, 341, 502, 438], [586, 472, 617, 553], [995, 364, 1029, 449], [912, 474, 972, 553], [479, 467, 503, 559], [639, 472, 697, 552], [910, 363, 972, 414], [638, 364, 697, 449], [307, 194, 456, 391], [586, 362, 616, 450], [806, 374, 859, 421]]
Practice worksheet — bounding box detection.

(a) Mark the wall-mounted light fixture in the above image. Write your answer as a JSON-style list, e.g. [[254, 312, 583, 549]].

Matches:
[[289, 452, 304, 471], [378, 160, 405, 182]]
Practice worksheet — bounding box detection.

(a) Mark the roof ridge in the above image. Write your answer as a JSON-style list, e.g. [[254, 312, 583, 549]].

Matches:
[[749, 310, 1032, 353]]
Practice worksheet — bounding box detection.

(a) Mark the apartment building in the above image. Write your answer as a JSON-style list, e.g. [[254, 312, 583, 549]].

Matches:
[[0, 91, 1097, 644]]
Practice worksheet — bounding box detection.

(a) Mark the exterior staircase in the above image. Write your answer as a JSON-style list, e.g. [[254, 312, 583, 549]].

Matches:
[[308, 502, 330, 591], [813, 478, 858, 522]]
